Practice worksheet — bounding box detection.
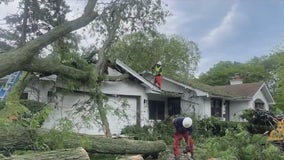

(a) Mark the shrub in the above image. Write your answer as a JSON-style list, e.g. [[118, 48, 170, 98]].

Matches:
[[121, 119, 173, 144]]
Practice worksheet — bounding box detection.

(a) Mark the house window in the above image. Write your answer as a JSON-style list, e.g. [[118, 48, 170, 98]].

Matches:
[[168, 98, 181, 117], [211, 98, 222, 117], [149, 100, 165, 120], [20, 92, 28, 99], [255, 99, 264, 110], [47, 91, 54, 103]]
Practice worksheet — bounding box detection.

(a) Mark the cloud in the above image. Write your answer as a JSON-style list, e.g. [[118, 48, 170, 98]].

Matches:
[[158, 0, 202, 36], [200, 3, 239, 48]]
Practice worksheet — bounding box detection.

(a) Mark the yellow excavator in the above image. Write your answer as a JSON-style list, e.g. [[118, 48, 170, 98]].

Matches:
[[267, 116, 284, 149], [243, 109, 284, 150]]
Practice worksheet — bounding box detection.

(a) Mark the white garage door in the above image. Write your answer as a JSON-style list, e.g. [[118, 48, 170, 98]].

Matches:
[[107, 96, 137, 135]]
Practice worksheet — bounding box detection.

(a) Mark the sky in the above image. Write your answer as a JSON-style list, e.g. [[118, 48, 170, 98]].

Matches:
[[1, 0, 284, 76], [158, 0, 284, 76]]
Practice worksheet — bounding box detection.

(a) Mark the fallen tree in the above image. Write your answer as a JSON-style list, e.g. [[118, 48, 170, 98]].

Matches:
[[0, 125, 166, 156], [0, 147, 90, 160]]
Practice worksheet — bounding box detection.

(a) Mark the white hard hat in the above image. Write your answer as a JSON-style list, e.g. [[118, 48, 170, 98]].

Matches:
[[182, 117, 192, 128], [157, 61, 162, 65]]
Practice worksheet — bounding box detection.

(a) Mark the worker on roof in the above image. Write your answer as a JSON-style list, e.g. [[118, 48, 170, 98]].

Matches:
[[151, 61, 163, 89]]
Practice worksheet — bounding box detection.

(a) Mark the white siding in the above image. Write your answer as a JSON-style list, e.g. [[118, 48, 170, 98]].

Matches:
[[40, 80, 149, 135], [101, 80, 149, 127], [192, 97, 211, 119], [25, 80, 54, 103], [253, 90, 269, 110], [229, 101, 249, 121], [106, 96, 137, 135]]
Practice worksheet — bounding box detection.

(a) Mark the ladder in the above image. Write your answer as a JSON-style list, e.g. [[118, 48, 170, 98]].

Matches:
[[0, 71, 22, 101]]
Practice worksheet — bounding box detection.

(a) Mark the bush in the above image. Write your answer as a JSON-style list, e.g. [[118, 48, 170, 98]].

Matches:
[[0, 101, 5, 110], [19, 99, 47, 113], [198, 127, 284, 160], [121, 119, 173, 144], [194, 116, 242, 138]]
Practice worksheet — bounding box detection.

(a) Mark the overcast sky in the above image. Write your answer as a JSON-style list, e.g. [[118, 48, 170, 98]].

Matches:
[[1, 0, 284, 77], [158, 0, 284, 76]]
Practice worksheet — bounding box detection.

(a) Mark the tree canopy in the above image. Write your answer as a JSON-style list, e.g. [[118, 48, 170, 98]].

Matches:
[[108, 32, 201, 81], [198, 61, 270, 86], [0, 0, 168, 80], [0, 0, 169, 137]]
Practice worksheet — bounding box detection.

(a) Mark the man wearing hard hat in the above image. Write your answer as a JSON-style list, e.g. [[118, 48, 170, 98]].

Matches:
[[172, 117, 194, 160], [151, 61, 162, 89]]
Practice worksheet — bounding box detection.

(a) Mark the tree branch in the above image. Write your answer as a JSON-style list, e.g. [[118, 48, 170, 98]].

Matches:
[[0, 0, 98, 78], [22, 56, 90, 82]]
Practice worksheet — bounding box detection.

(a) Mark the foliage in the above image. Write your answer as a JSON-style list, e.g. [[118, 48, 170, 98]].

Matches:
[[198, 128, 284, 160], [19, 105, 52, 128], [198, 61, 270, 86], [0, 101, 4, 110], [121, 117, 243, 145], [121, 118, 284, 159], [194, 116, 241, 138], [108, 32, 201, 80], [121, 119, 173, 144], [19, 100, 49, 113], [0, 0, 71, 51], [0, 99, 52, 128], [271, 51, 284, 111], [240, 109, 275, 134], [0, 77, 30, 124], [240, 109, 276, 126], [35, 118, 90, 150]]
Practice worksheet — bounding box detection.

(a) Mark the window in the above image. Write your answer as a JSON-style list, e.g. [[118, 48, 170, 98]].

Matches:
[[211, 98, 222, 117], [168, 98, 181, 116], [20, 92, 28, 99], [149, 100, 165, 120], [47, 91, 54, 103], [255, 99, 264, 110]]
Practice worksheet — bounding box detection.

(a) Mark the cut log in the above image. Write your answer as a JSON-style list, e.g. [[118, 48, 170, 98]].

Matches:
[[0, 147, 90, 160], [0, 125, 166, 156]]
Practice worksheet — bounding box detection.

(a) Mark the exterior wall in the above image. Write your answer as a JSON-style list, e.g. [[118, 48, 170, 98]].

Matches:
[[161, 79, 184, 93], [25, 80, 55, 103], [252, 90, 269, 110], [21, 72, 274, 134], [193, 97, 211, 119], [101, 80, 149, 127], [228, 90, 269, 122], [181, 95, 211, 119], [229, 101, 249, 121], [36, 79, 149, 136]]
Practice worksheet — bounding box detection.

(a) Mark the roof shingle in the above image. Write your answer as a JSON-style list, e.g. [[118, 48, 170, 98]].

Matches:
[[213, 82, 264, 98]]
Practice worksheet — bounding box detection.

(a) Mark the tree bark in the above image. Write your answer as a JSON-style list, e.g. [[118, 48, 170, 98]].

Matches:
[[0, 0, 98, 79], [0, 125, 167, 156], [0, 147, 90, 160]]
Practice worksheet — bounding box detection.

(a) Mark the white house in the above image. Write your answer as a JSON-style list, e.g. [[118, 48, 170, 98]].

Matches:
[[0, 60, 275, 136]]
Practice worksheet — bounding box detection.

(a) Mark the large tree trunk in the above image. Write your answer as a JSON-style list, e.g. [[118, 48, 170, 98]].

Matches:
[[0, 147, 90, 160], [0, 125, 167, 156]]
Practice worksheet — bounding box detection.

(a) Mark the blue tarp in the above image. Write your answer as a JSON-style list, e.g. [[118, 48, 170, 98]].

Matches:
[[0, 71, 22, 100]]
